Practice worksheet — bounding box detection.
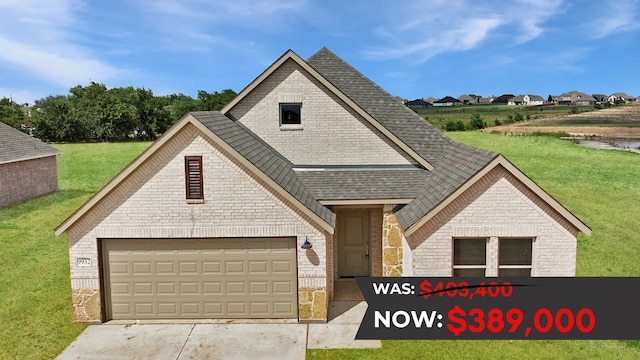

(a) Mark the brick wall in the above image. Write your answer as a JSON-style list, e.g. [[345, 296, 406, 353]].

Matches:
[[229, 59, 417, 166], [67, 124, 329, 322], [0, 156, 58, 208], [408, 165, 578, 277]]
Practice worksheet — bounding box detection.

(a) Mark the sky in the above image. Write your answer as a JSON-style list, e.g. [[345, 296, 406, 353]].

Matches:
[[1, 0, 639, 105]]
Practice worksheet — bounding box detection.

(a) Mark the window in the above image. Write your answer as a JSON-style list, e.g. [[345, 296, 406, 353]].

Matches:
[[453, 238, 487, 276], [184, 156, 203, 200], [280, 103, 301, 125], [499, 238, 532, 277]]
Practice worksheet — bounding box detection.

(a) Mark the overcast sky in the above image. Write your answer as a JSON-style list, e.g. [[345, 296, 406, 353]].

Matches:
[[1, 0, 639, 104]]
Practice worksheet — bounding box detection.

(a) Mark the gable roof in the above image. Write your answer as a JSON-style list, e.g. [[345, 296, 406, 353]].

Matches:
[[0, 121, 60, 165], [222, 49, 434, 171], [434, 96, 461, 104], [56, 112, 335, 236], [56, 47, 590, 238]]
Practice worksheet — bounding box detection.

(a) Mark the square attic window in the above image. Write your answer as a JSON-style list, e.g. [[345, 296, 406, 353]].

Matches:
[[280, 103, 301, 125]]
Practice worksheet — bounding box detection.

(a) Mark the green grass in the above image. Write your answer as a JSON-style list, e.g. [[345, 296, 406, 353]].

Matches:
[[309, 133, 640, 359], [2, 136, 639, 359], [0, 142, 151, 360]]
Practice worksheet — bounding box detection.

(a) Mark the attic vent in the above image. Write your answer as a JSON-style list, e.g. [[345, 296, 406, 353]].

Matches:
[[185, 156, 204, 200]]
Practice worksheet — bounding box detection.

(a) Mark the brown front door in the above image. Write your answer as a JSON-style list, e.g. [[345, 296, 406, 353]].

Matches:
[[338, 210, 370, 277]]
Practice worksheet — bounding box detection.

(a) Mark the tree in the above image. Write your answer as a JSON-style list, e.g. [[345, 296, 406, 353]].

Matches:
[[0, 97, 26, 131]]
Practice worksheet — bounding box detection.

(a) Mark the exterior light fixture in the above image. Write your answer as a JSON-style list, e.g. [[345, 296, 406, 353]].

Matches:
[[301, 236, 312, 250]]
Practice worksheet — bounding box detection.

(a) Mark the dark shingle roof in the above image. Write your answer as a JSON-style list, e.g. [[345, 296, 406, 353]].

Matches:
[[306, 48, 497, 229], [189, 111, 335, 227], [191, 48, 498, 231], [307, 48, 451, 165], [297, 170, 429, 200], [0, 121, 60, 164]]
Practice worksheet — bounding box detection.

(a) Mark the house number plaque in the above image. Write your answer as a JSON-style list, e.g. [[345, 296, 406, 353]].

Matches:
[[77, 258, 91, 267]]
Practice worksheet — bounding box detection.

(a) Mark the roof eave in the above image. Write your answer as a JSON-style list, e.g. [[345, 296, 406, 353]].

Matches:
[[403, 155, 592, 237], [0, 151, 61, 165], [55, 113, 335, 236]]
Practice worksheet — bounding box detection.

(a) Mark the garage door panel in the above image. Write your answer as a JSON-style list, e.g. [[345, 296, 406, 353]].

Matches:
[[104, 237, 297, 320]]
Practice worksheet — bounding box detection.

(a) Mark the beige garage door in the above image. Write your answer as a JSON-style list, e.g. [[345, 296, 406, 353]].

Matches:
[[102, 238, 297, 320]]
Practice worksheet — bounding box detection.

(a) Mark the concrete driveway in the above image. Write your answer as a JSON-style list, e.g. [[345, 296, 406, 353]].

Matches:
[[56, 301, 380, 360]]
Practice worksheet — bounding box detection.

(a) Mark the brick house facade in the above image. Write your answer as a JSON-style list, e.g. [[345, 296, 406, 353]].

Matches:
[[56, 48, 590, 324], [0, 122, 60, 208]]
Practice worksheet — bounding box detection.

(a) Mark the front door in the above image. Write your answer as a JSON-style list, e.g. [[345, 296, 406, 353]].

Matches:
[[338, 209, 370, 277]]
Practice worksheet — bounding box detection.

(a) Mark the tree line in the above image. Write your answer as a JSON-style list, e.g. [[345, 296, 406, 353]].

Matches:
[[0, 83, 236, 142]]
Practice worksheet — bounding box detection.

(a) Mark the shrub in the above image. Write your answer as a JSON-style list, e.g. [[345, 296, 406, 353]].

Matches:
[[494, 119, 502, 126], [570, 106, 578, 114], [445, 120, 465, 131], [469, 113, 486, 129]]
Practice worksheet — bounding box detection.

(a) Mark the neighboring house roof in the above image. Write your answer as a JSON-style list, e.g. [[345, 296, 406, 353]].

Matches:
[[526, 95, 545, 101], [509, 95, 524, 103], [434, 96, 461, 104], [610, 92, 632, 99], [560, 91, 595, 102], [0, 121, 60, 165], [406, 99, 429, 107], [55, 48, 591, 237]]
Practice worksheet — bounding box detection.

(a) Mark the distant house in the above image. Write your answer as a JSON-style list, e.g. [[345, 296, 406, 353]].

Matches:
[[523, 94, 544, 106], [424, 96, 438, 104], [406, 98, 431, 109], [0, 122, 61, 208], [480, 95, 496, 104], [592, 94, 608, 103], [558, 91, 596, 106], [433, 96, 462, 106], [608, 93, 633, 103], [458, 94, 481, 104], [508, 95, 524, 106], [493, 94, 516, 104]]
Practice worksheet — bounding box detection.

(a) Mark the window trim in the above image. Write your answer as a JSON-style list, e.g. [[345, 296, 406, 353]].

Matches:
[[184, 156, 204, 202], [279, 103, 303, 129]]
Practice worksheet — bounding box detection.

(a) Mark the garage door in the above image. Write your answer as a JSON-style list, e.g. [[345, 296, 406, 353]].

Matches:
[[102, 238, 297, 320]]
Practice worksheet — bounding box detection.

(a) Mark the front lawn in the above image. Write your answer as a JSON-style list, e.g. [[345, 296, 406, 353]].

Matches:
[[0, 142, 151, 360], [1, 135, 639, 359]]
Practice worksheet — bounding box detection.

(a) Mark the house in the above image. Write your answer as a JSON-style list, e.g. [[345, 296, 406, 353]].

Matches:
[[507, 94, 544, 106], [507, 95, 524, 106], [492, 94, 515, 104], [0, 122, 60, 208], [405, 98, 431, 109], [523, 94, 544, 106], [55, 48, 591, 324], [592, 94, 608, 103], [433, 96, 462, 106], [558, 91, 596, 105], [479, 95, 496, 104], [608, 92, 633, 103], [458, 94, 481, 104]]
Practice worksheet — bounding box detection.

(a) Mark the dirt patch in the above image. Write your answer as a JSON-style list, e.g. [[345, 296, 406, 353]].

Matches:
[[485, 125, 640, 138], [485, 104, 640, 138]]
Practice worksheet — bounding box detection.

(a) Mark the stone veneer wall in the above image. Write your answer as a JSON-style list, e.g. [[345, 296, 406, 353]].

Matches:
[[298, 287, 327, 322], [382, 204, 403, 276]]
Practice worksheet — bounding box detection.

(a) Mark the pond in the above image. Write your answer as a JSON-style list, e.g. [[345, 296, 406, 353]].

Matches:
[[569, 137, 640, 153]]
